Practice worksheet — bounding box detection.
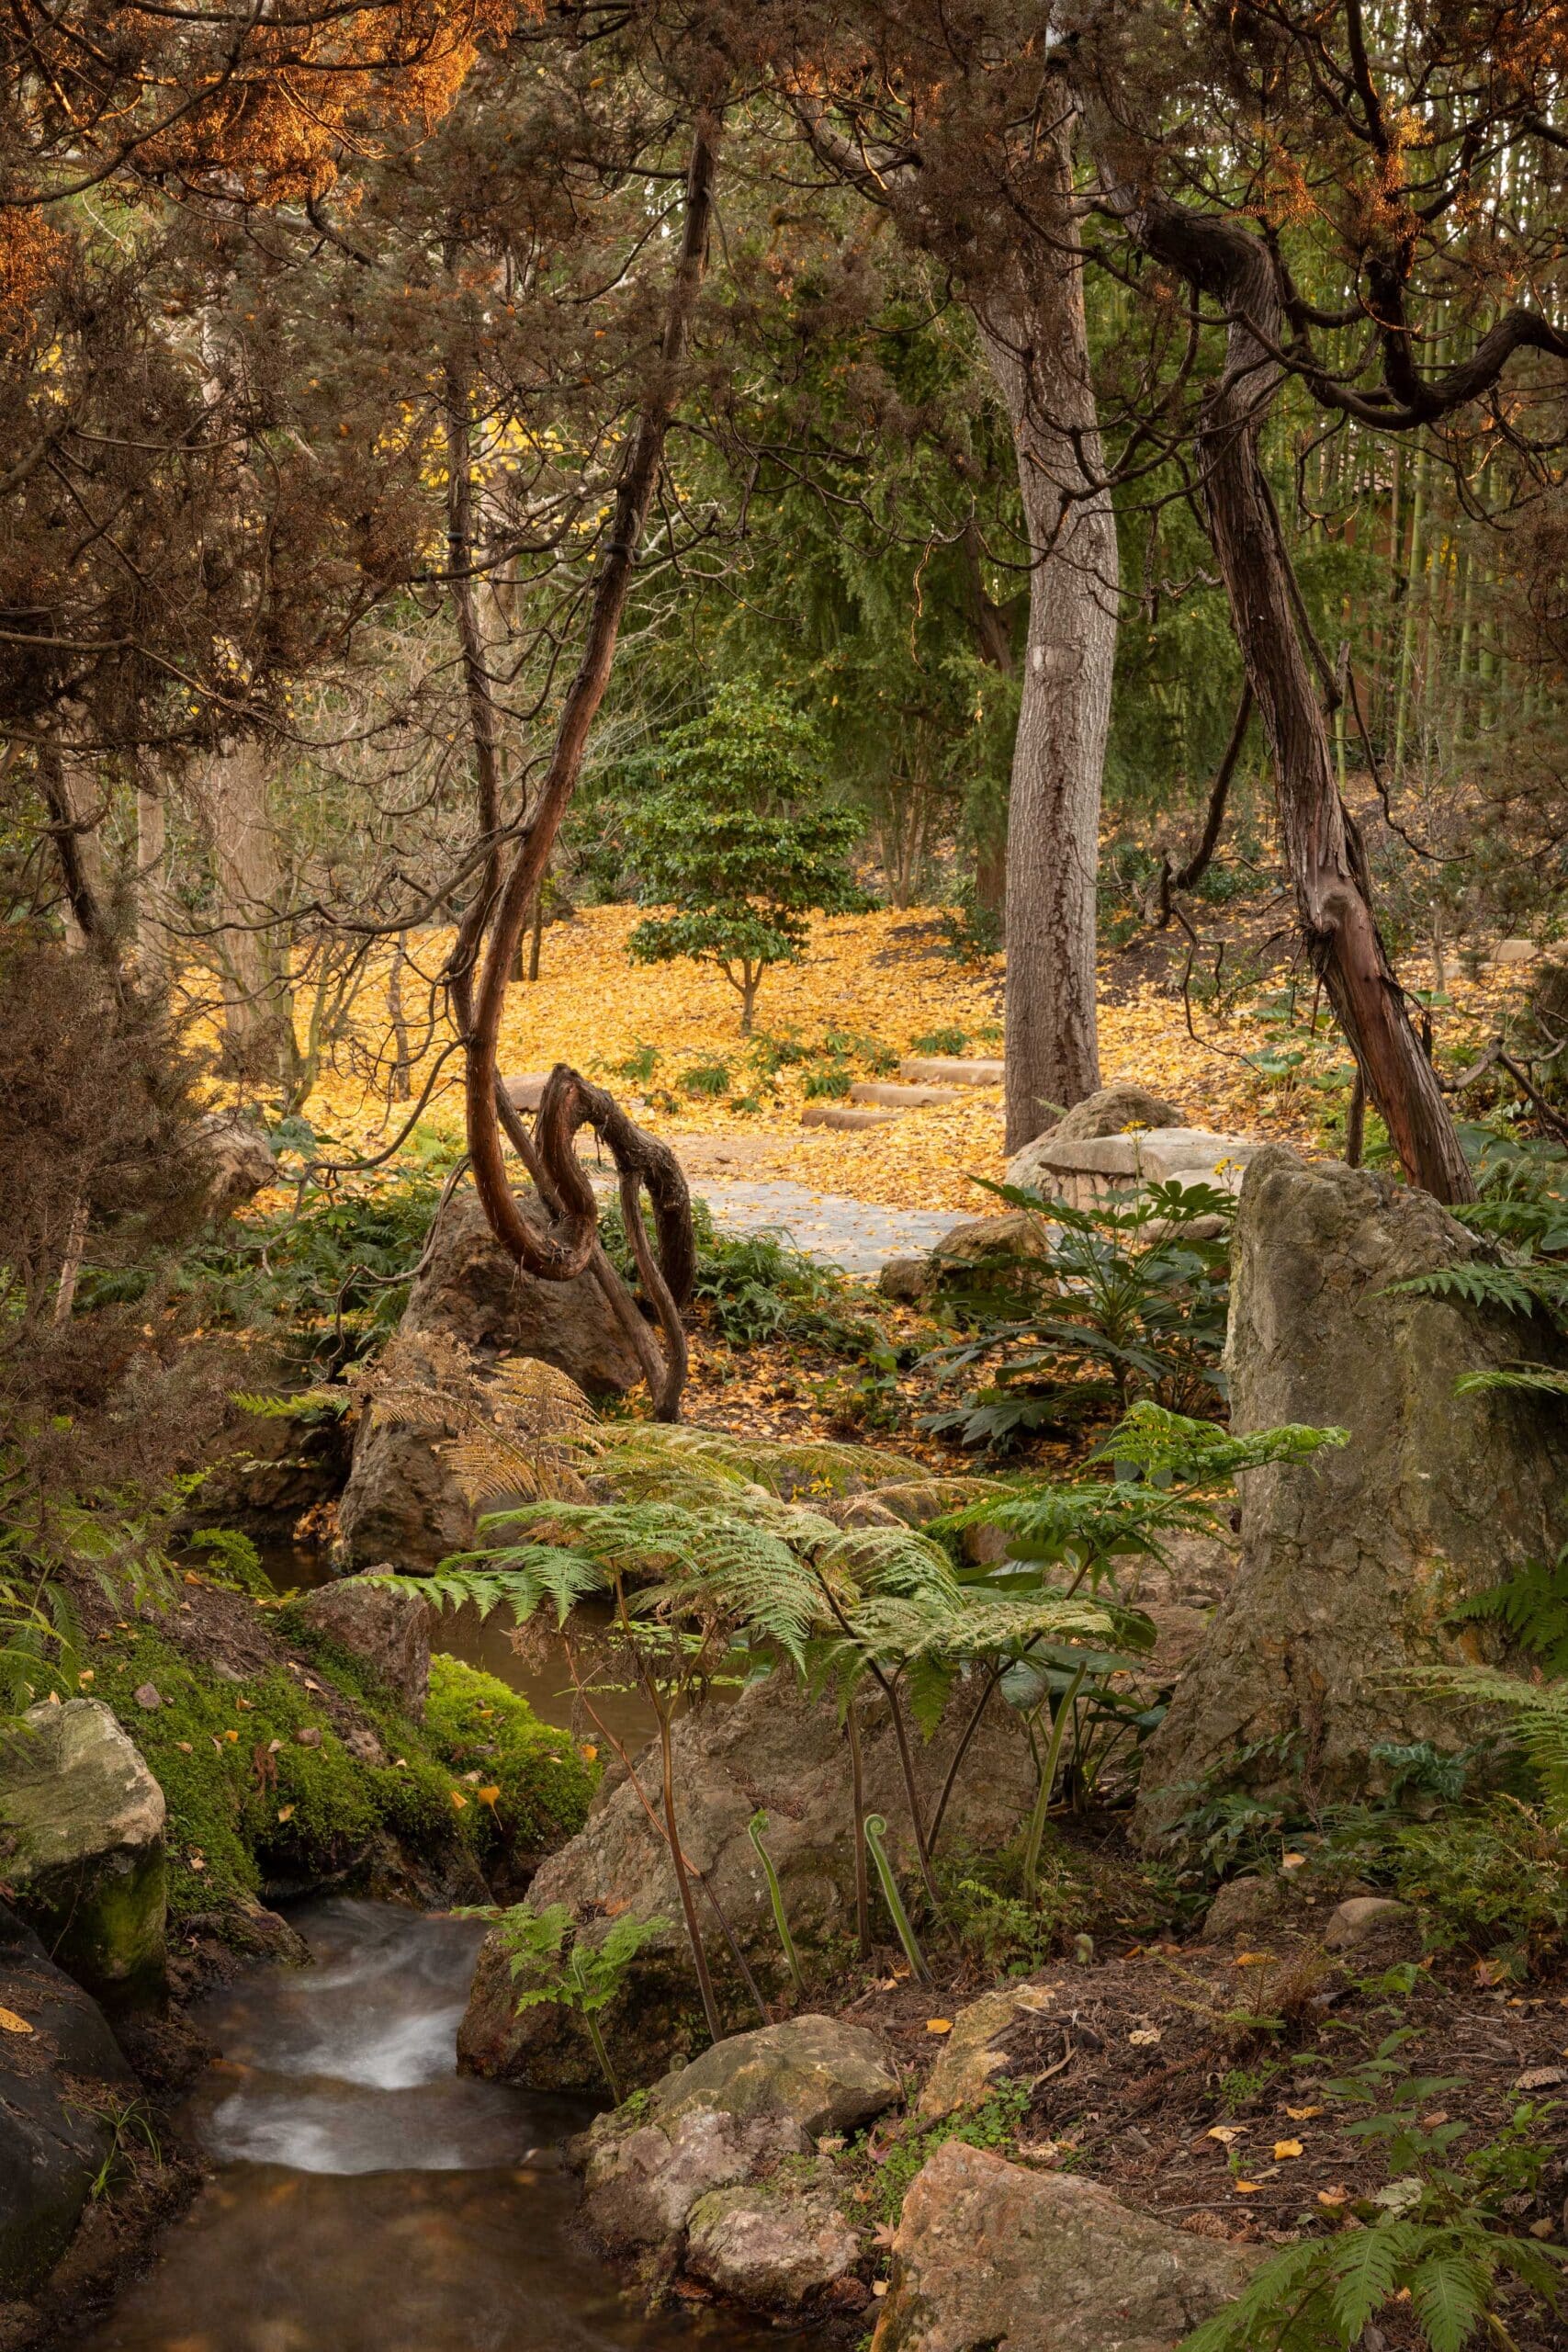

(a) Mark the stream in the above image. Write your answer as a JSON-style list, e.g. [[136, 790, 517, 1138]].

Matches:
[[73, 1898, 767, 2352]]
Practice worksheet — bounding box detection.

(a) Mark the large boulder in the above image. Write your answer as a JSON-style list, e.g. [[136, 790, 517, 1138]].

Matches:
[[578, 2016, 896, 2266], [0, 1900, 136, 2298], [0, 1701, 166, 2007], [338, 1182, 641, 1568], [873, 2142, 1258, 2352], [295, 1574, 431, 1715], [1136, 1148, 1568, 1845], [460, 1676, 1034, 2091]]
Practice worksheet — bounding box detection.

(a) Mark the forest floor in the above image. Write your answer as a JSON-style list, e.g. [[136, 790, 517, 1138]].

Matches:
[[205, 897, 1549, 1216]]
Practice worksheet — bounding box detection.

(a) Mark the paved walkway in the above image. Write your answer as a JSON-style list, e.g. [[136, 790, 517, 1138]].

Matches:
[[693, 1178, 970, 1276]]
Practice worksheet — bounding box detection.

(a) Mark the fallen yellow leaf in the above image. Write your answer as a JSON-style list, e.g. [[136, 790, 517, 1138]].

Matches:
[[581, 1743, 598, 1761], [76, 1668, 94, 1685], [1316, 2186, 1349, 2208], [1274, 2140, 1304, 2160], [1233, 1952, 1275, 1967], [450, 1790, 468, 1809], [1233, 2181, 1263, 2195], [0, 2007, 34, 2035], [276, 1804, 296, 1823], [1285, 2106, 1323, 2121], [223, 1729, 239, 1744], [1128, 2026, 1162, 2046], [477, 1785, 501, 1807], [1207, 2126, 1244, 2145], [926, 2018, 953, 2035]]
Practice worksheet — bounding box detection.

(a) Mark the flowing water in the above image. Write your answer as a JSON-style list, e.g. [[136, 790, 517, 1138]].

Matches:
[[73, 1900, 766, 2352]]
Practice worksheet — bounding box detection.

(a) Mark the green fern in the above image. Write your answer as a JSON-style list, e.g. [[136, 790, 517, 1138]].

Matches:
[[1401, 1663, 1568, 1822], [234, 1388, 351, 1419], [1454, 1363, 1568, 1403], [1449, 1551, 1568, 1674], [1393, 1259, 1568, 1320]]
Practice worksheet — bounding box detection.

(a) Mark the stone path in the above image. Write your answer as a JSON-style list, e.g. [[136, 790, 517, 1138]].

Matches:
[[692, 1179, 970, 1276]]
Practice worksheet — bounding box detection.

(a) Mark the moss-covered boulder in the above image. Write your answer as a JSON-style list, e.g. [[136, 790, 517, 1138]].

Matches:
[[53, 1573, 595, 1946], [0, 1700, 167, 2007]]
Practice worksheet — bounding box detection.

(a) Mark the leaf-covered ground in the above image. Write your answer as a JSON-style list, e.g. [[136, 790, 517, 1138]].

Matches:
[[200, 903, 1543, 1214]]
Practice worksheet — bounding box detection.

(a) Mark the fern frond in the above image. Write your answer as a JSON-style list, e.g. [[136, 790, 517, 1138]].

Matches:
[[366, 1552, 604, 1626], [442, 1434, 593, 1507], [593, 1422, 924, 1500], [1450, 1553, 1568, 1672], [1089, 1402, 1347, 1485], [1394, 1260, 1568, 1320], [1455, 1363, 1568, 1402], [234, 1387, 350, 1419], [1400, 1663, 1568, 1819]]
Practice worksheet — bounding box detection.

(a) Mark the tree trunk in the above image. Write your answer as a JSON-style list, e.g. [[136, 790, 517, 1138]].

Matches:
[[47, 748, 107, 956], [975, 207, 1118, 1149], [136, 775, 170, 994], [209, 739, 293, 1088], [1075, 95, 1475, 1203]]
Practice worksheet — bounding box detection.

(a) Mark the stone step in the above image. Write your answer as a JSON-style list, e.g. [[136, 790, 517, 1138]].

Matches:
[[899, 1056, 1004, 1087], [848, 1080, 961, 1109], [801, 1104, 903, 1132], [1006, 1125, 1265, 1211], [502, 1072, 551, 1111]]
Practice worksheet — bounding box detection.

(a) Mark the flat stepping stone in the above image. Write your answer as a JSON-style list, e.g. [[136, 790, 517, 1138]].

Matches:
[[801, 1104, 902, 1131], [848, 1080, 959, 1109], [1007, 1125, 1265, 1209], [502, 1072, 550, 1110], [694, 1179, 970, 1274], [1492, 938, 1540, 967], [899, 1056, 1004, 1086]]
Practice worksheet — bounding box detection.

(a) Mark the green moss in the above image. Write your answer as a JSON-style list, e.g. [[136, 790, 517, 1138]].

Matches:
[[423, 1655, 598, 1864], [84, 1612, 596, 1936]]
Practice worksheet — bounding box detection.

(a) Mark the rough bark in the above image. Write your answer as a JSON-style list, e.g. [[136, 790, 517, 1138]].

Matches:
[[447, 110, 719, 1415], [209, 738, 293, 1087], [135, 775, 170, 993], [978, 227, 1118, 1151]]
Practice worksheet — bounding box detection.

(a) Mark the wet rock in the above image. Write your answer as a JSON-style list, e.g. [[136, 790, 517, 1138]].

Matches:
[[872, 2141, 1258, 2352], [297, 1575, 431, 1716], [581, 2107, 801, 2256], [197, 1114, 277, 1216], [461, 1677, 1032, 2093], [1324, 1896, 1416, 1952], [686, 2177, 862, 2310], [0, 1701, 167, 2007], [1136, 1149, 1568, 1845], [338, 1184, 641, 1569], [917, 1984, 1057, 2121], [0, 1900, 134, 2298], [579, 2017, 894, 2271]]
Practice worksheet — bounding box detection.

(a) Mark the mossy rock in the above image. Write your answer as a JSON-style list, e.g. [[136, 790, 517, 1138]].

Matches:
[[63, 1605, 597, 1941]]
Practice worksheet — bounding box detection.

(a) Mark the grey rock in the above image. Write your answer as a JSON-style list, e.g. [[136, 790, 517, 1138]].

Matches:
[[873, 2140, 1258, 2352], [1136, 1149, 1568, 1845], [878, 1256, 931, 1304], [460, 1677, 1033, 2092], [297, 1574, 431, 1715], [652, 2015, 899, 2140], [801, 1104, 902, 1131], [0, 1701, 166, 2007], [1008, 1125, 1262, 1212], [1324, 1896, 1416, 1951], [1200, 1876, 1282, 1945], [580, 2017, 892, 2275], [338, 1183, 641, 1567], [849, 1082, 960, 1109], [582, 2108, 800, 2255], [686, 2177, 862, 2310], [0, 1901, 134, 2297], [897, 1057, 1005, 1087], [197, 1114, 277, 1216]]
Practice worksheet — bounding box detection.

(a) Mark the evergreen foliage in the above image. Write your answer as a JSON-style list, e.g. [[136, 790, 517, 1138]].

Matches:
[[621, 682, 863, 1033]]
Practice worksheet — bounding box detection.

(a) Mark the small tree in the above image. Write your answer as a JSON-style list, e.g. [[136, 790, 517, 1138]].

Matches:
[[623, 683, 862, 1034]]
